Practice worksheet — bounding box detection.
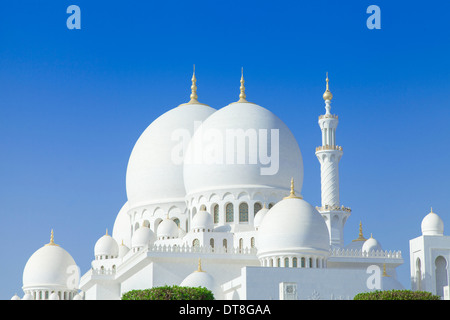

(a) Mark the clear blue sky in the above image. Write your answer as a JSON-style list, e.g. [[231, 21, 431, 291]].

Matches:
[[0, 0, 449, 299]]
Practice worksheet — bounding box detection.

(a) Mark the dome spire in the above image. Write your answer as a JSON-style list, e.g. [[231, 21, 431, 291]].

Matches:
[[352, 221, 367, 242], [323, 72, 333, 101], [382, 263, 391, 277], [196, 258, 204, 272], [283, 178, 302, 199], [187, 65, 199, 104], [237, 67, 247, 103], [45, 229, 59, 246]]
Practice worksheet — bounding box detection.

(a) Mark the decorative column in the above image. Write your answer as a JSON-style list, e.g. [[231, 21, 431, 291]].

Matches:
[[315, 74, 351, 248]]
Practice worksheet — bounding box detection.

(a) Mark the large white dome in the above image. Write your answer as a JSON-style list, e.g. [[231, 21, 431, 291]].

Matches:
[[126, 102, 216, 209], [257, 195, 330, 257], [23, 236, 78, 290], [183, 101, 303, 196], [112, 202, 131, 248]]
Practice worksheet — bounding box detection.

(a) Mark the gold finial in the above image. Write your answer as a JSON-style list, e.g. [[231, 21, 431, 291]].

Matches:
[[237, 67, 247, 103], [196, 258, 204, 272], [352, 221, 367, 242], [45, 229, 59, 246], [187, 65, 199, 104], [430, 207, 434, 213], [323, 72, 333, 101], [283, 178, 302, 199], [382, 263, 391, 277], [105, 228, 108, 236]]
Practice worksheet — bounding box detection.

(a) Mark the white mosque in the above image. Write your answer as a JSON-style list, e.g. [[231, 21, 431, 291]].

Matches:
[[9, 70, 449, 300]]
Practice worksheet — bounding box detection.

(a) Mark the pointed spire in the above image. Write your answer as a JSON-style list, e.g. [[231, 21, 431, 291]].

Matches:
[[105, 228, 108, 236], [352, 221, 367, 242], [45, 229, 59, 246], [187, 64, 199, 104], [382, 263, 391, 277], [323, 72, 333, 101], [283, 178, 302, 199], [195, 258, 204, 272], [430, 207, 434, 214], [237, 67, 247, 103]]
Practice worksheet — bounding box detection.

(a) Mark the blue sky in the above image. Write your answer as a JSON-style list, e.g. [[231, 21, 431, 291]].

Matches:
[[0, 0, 449, 299]]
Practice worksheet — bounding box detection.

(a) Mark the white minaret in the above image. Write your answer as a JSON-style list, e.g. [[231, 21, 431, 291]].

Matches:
[[315, 73, 351, 248]]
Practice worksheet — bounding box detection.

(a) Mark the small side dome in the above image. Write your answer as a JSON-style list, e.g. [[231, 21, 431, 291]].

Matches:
[[49, 292, 60, 300], [421, 208, 444, 236], [191, 208, 214, 232], [118, 240, 130, 258], [11, 294, 20, 300], [254, 204, 269, 229], [72, 293, 83, 300], [22, 293, 33, 300], [157, 217, 179, 240], [362, 234, 382, 253], [131, 225, 156, 249], [94, 229, 119, 259], [180, 259, 223, 299]]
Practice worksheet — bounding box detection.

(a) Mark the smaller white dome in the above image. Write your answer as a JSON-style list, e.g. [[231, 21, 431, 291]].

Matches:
[[118, 240, 130, 258], [254, 205, 269, 229], [131, 225, 156, 249], [362, 234, 382, 253], [72, 293, 82, 300], [421, 208, 444, 236], [157, 218, 179, 239], [22, 293, 33, 300], [94, 230, 119, 258], [11, 294, 20, 300], [49, 292, 60, 300], [180, 260, 222, 299], [191, 208, 214, 232]]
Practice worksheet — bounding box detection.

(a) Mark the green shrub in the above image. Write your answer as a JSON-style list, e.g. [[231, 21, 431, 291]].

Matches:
[[121, 285, 215, 300], [354, 289, 441, 300]]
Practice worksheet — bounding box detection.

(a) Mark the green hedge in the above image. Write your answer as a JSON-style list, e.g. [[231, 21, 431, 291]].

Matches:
[[121, 285, 215, 300], [354, 289, 441, 300]]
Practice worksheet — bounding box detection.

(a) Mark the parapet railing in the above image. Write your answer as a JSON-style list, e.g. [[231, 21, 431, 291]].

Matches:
[[330, 248, 402, 259]]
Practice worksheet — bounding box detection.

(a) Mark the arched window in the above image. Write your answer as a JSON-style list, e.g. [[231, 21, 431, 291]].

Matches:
[[269, 259, 273, 267], [293, 257, 298, 268], [254, 202, 262, 216], [193, 239, 200, 248], [223, 239, 228, 251], [277, 258, 281, 267], [250, 237, 255, 248], [173, 218, 180, 227], [268, 203, 275, 209], [435, 256, 448, 298], [416, 258, 422, 290], [213, 204, 219, 224], [309, 257, 313, 268], [210, 238, 214, 249], [134, 222, 139, 231], [301, 257, 306, 268], [239, 238, 243, 252], [284, 258, 289, 267], [226, 203, 234, 223], [239, 203, 249, 223]]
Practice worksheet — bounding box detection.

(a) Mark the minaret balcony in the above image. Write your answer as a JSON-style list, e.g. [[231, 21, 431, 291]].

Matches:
[[316, 205, 352, 213], [319, 114, 338, 120], [316, 145, 343, 152]]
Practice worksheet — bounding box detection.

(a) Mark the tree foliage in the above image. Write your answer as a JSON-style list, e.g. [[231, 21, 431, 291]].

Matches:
[[121, 285, 215, 300], [354, 289, 441, 300]]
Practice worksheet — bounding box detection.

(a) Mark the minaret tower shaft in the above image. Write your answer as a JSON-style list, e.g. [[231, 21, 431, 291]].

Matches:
[[315, 74, 351, 248]]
